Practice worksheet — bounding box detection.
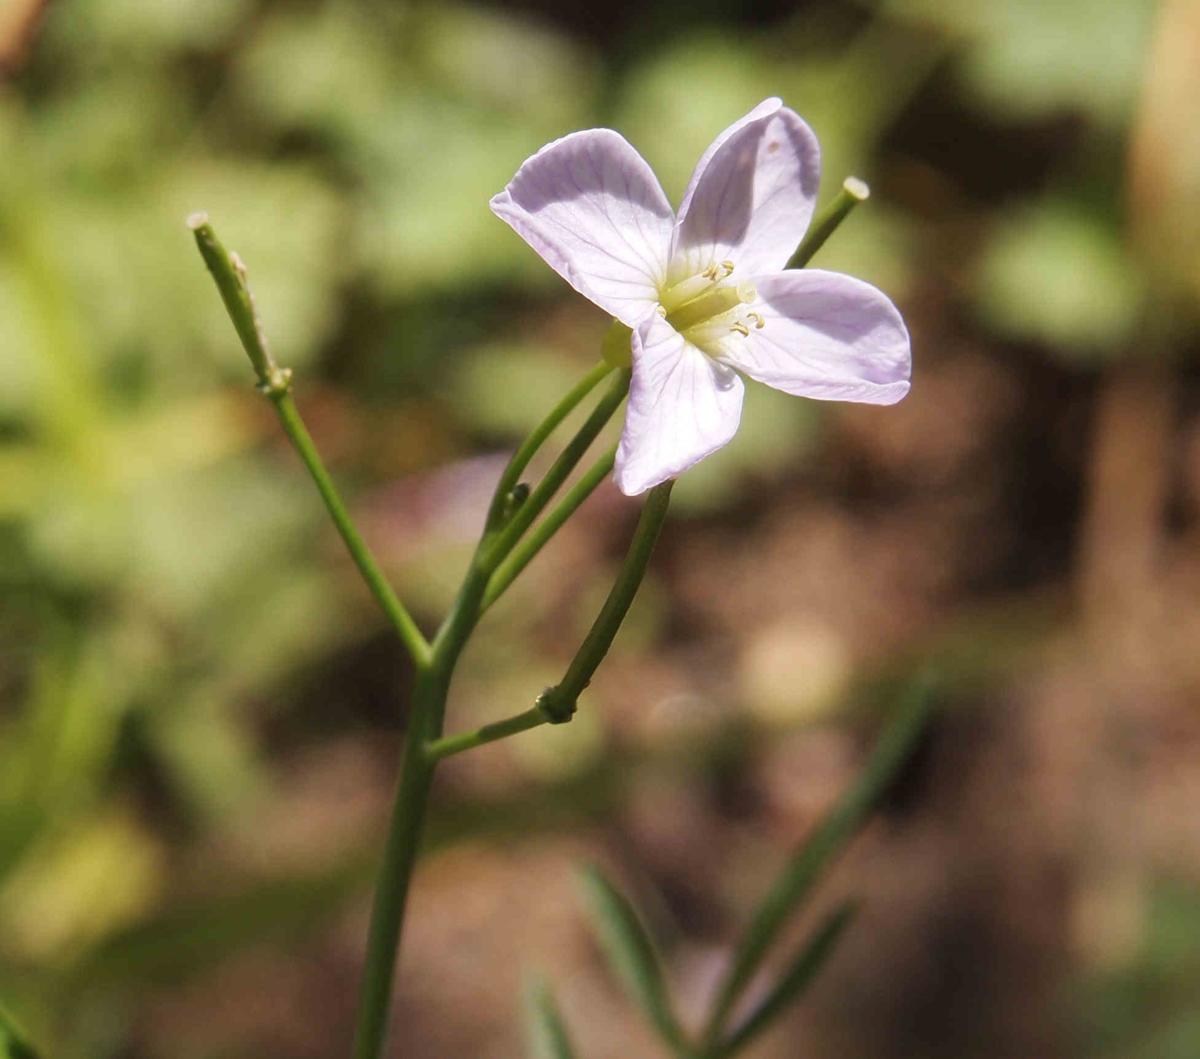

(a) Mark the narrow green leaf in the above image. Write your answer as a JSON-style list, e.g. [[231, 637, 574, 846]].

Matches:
[[523, 976, 579, 1059], [578, 865, 690, 1053], [0, 1004, 40, 1059], [704, 677, 937, 1042], [717, 901, 858, 1057]]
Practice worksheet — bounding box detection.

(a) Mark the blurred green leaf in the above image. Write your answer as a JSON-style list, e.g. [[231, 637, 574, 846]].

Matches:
[[974, 199, 1145, 359], [68, 858, 368, 988], [717, 901, 858, 1057], [0, 808, 163, 966], [704, 679, 936, 1040], [891, 0, 1157, 126], [1080, 881, 1200, 1059], [233, 0, 399, 147], [234, 1, 600, 294], [578, 865, 689, 1053], [0, 1004, 39, 1059], [42, 0, 247, 55], [523, 976, 579, 1059], [451, 345, 597, 438], [415, 4, 598, 126]]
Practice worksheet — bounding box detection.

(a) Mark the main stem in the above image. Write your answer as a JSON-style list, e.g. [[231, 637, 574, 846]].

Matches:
[[351, 558, 490, 1059], [351, 667, 441, 1059]]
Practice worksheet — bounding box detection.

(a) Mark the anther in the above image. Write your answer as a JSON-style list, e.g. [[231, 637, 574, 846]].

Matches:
[[730, 321, 751, 337], [720, 260, 735, 277], [747, 312, 765, 329]]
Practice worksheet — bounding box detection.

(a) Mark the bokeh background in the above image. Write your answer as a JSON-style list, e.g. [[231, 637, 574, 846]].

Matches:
[[3, 0, 1200, 1055]]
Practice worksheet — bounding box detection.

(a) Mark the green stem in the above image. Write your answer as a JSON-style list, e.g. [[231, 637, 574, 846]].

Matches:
[[430, 472, 674, 763], [351, 667, 442, 1059], [190, 216, 430, 667], [189, 214, 286, 389], [538, 480, 673, 720], [482, 369, 631, 572], [786, 177, 870, 270], [270, 391, 431, 667], [425, 704, 550, 761], [350, 537, 500, 1059], [484, 360, 614, 531], [350, 557, 494, 1059], [482, 444, 617, 611]]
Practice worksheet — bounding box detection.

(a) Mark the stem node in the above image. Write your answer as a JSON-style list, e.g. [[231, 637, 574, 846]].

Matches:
[[535, 686, 579, 724]]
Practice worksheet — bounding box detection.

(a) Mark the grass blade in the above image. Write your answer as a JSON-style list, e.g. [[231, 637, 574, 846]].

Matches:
[[704, 678, 936, 1042], [717, 901, 858, 1057], [578, 864, 690, 1053], [524, 976, 580, 1059], [0, 1005, 39, 1059]]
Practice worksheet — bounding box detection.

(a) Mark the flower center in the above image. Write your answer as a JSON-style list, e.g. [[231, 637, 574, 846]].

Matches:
[[658, 261, 764, 351]]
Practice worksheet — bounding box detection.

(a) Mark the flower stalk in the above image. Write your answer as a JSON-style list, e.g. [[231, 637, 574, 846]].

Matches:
[[482, 368, 631, 571], [188, 216, 431, 668], [787, 176, 871, 269], [424, 703, 551, 761], [482, 443, 617, 610], [484, 359, 614, 532], [536, 479, 673, 722]]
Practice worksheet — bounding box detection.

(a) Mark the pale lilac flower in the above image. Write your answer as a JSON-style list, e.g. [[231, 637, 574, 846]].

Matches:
[[491, 98, 911, 496]]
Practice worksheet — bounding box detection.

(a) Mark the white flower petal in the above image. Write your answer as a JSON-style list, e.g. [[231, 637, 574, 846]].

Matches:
[[671, 98, 820, 277], [614, 313, 745, 495], [491, 129, 675, 327], [718, 270, 911, 405]]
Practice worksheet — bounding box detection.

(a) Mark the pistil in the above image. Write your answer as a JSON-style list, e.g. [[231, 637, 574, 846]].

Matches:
[[659, 260, 734, 315], [665, 281, 757, 334]]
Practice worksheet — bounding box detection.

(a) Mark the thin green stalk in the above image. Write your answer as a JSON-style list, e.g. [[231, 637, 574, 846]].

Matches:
[[270, 392, 431, 667], [484, 360, 613, 531], [482, 369, 631, 572], [482, 444, 617, 611], [351, 668, 443, 1059], [786, 177, 870, 270], [537, 480, 673, 720], [436, 372, 619, 681], [425, 704, 549, 761], [431, 473, 674, 760], [190, 215, 430, 667]]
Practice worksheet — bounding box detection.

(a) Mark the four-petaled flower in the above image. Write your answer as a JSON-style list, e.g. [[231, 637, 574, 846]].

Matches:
[[491, 98, 911, 496]]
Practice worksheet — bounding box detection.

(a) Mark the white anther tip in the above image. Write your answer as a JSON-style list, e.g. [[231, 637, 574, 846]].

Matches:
[[186, 210, 209, 230], [843, 177, 870, 201]]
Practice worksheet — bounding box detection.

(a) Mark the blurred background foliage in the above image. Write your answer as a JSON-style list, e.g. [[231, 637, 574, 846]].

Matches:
[[2, 0, 1200, 1056]]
